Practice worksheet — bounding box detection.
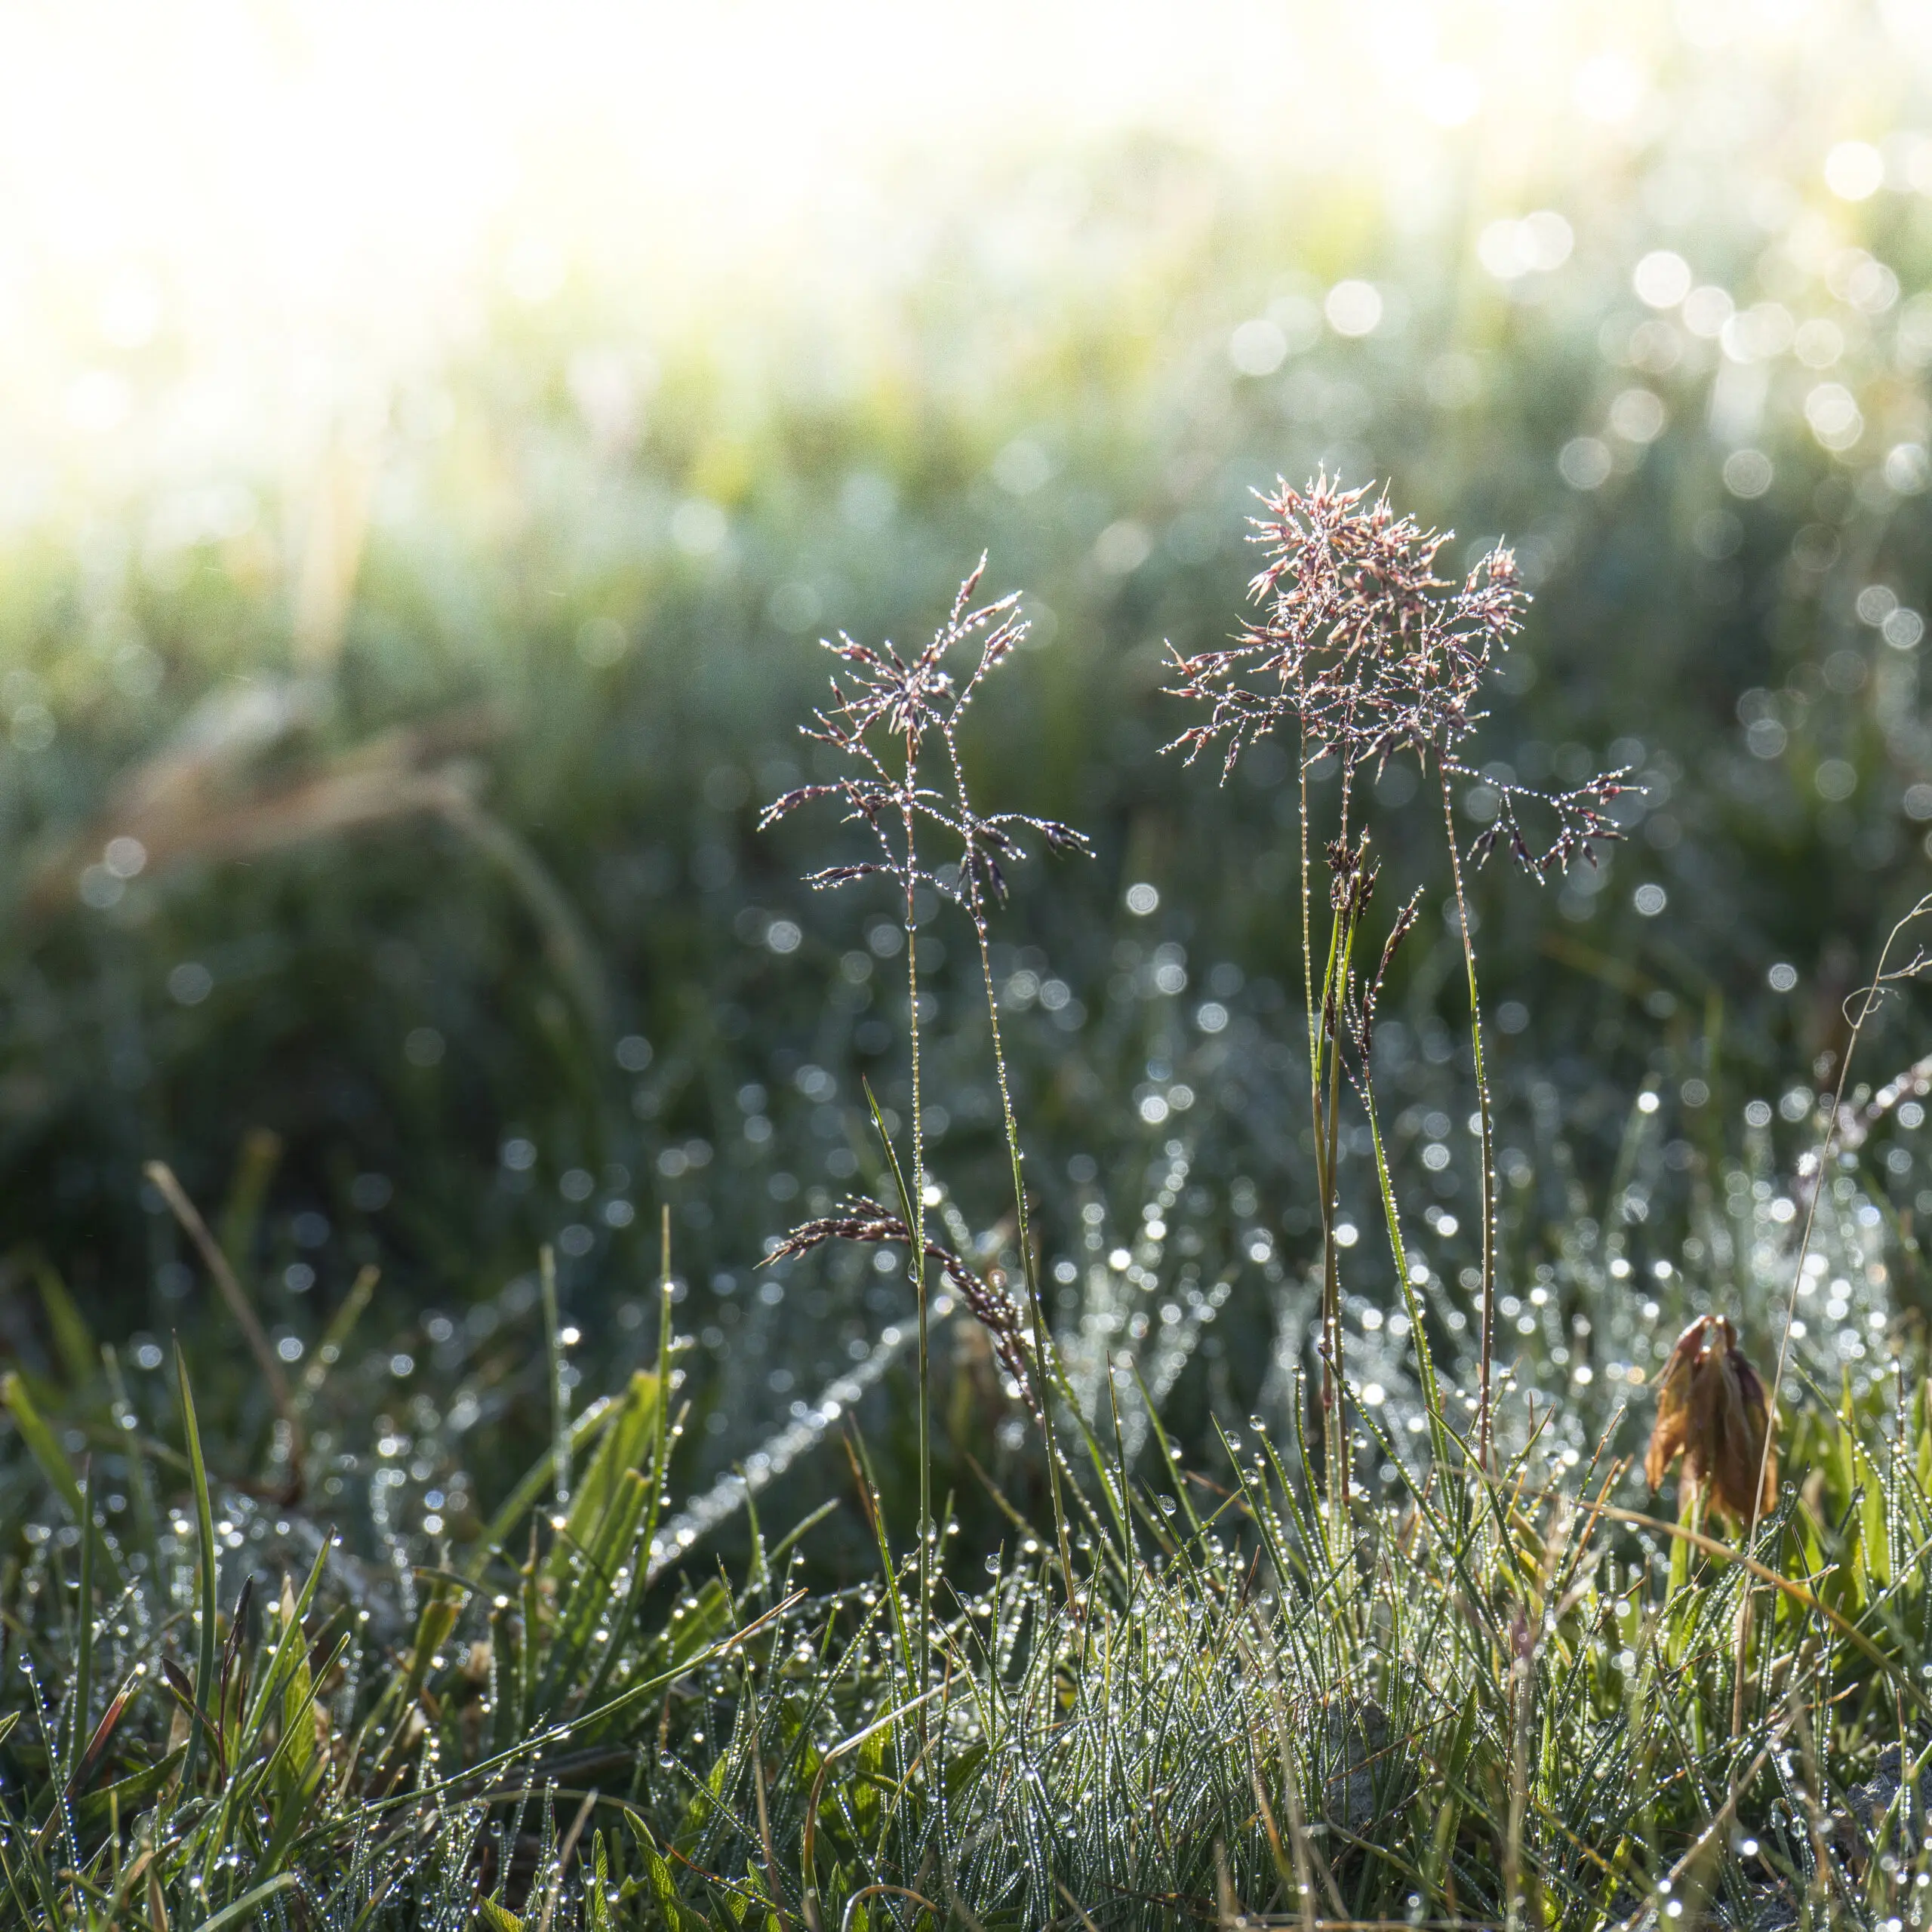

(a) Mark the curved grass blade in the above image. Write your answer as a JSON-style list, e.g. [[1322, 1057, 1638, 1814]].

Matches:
[[174, 1340, 220, 1792]]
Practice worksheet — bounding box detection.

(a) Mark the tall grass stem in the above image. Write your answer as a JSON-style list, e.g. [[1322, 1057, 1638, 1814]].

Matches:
[[1439, 765, 1497, 1473]]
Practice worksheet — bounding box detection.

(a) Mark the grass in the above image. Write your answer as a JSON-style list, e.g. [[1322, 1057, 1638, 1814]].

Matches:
[[5, 478, 1932, 1932]]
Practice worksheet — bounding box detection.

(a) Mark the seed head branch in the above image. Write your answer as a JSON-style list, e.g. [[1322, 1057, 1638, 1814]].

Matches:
[[759, 563, 1091, 912], [762, 1199, 1038, 1417], [1163, 472, 1630, 873]]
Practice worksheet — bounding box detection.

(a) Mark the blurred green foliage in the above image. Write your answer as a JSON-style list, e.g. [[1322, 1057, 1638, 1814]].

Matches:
[[6, 82, 1932, 1498]]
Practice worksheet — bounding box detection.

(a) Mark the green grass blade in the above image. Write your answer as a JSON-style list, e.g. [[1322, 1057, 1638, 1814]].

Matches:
[[66, 1459, 95, 1781], [2, 1371, 85, 1525], [185, 1872, 300, 1932], [541, 1242, 573, 1510], [33, 1260, 96, 1391], [101, 1343, 162, 1578], [846, 1426, 915, 1695], [174, 1340, 221, 1793], [466, 1395, 620, 1584]]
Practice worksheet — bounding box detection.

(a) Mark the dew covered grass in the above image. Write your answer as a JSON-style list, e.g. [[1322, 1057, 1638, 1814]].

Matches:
[[7, 477, 1932, 1932]]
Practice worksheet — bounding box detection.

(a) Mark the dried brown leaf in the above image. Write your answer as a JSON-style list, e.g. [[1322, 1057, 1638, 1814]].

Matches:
[[1646, 1314, 1777, 1530]]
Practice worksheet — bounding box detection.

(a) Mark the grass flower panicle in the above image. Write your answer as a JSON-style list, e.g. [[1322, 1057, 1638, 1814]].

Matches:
[[760, 554, 1094, 1650], [758, 558, 1090, 909], [761, 1196, 1036, 1418], [1165, 473, 1515, 780], [1165, 472, 1632, 878], [1340, 881, 1422, 1075]]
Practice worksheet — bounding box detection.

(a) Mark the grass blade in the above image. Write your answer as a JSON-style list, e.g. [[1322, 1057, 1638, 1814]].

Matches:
[[174, 1340, 221, 1792]]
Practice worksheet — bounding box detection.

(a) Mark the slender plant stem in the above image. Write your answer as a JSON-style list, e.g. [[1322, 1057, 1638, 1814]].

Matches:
[[1308, 860, 1344, 1517], [1752, 891, 1932, 1507], [1297, 737, 1337, 1531], [1321, 990, 1349, 1527], [1439, 764, 1497, 1473], [900, 728, 931, 1701], [69, 1456, 94, 1780], [1302, 771, 1361, 1542], [642, 1206, 675, 1558], [1299, 729, 1318, 1113], [1504, 1622, 1534, 1932], [1318, 900, 1362, 1536], [1305, 751, 1365, 1537], [540, 1243, 570, 1509], [1361, 1073, 1451, 1477], [968, 912, 1076, 1604], [934, 703, 1079, 1601]]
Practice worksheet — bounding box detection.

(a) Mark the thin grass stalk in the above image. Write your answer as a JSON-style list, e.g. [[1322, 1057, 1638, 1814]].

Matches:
[[1135, 1364, 1209, 1549], [1318, 910, 1357, 1531], [174, 1343, 220, 1794], [145, 1161, 300, 1466], [540, 1244, 570, 1510], [67, 1457, 94, 1783], [1361, 1075, 1452, 1481], [955, 783, 1076, 1607], [740, 1664, 786, 1922], [1298, 721, 1321, 1177], [1505, 1617, 1537, 1931], [1728, 1591, 1754, 1741], [1307, 872, 1346, 1530], [1439, 761, 1497, 1474], [1294, 724, 1340, 1543], [1241, 1694, 1303, 1923], [858, 1094, 926, 1707], [1310, 823, 1367, 1540], [899, 725, 932, 1704], [100, 1346, 162, 1587], [647, 1206, 675, 1554]]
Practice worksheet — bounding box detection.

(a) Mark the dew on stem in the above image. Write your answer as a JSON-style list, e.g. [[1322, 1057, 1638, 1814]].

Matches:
[[759, 555, 1092, 1632], [1166, 473, 1630, 1481]]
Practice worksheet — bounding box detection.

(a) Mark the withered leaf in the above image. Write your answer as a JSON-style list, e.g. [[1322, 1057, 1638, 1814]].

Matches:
[[1645, 1314, 1777, 1530]]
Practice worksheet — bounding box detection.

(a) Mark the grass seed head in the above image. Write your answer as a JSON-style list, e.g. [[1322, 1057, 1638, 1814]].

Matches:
[[763, 1197, 1038, 1417], [1164, 472, 1632, 876], [1164, 472, 1518, 778], [759, 558, 1091, 911]]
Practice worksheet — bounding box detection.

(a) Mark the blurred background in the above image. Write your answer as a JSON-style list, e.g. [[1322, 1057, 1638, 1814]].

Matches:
[[6, 0, 1932, 1532]]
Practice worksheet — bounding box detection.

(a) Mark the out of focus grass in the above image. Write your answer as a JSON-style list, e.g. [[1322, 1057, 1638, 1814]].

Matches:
[[5, 72, 1932, 1503]]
